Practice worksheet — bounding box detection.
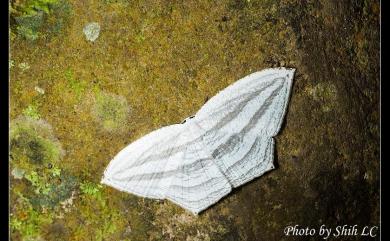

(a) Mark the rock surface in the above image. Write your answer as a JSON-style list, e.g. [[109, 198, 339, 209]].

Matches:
[[10, 0, 379, 240]]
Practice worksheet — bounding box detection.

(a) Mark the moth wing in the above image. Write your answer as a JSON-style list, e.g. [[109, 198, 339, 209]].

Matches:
[[101, 124, 187, 199], [194, 67, 295, 137], [164, 124, 232, 214], [102, 122, 232, 214], [193, 68, 295, 187]]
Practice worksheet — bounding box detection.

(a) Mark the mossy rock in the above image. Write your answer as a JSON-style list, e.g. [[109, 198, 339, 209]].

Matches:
[[9, 0, 379, 240], [10, 116, 64, 170]]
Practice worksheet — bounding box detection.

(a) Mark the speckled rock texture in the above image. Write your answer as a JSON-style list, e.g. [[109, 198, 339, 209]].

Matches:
[[10, 0, 379, 240]]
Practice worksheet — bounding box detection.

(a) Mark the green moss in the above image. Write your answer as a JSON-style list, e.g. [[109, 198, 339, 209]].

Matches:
[[28, 171, 78, 209], [9, 117, 75, 239], [65, 68, 87, 99], [11, 0, 58, 16], [22, 104, 41, 120], [45, 0, 72, 35], [92, 91, 130, 132], [10, 170, 77, 240], [72, 190, 126, 240], [10, 0, 71, 41], [51, 166, 61, 177], [25, 171, 51, 195], [16, 25, 39, 41], [10, 191, 55, 239], [10, 116, 63, 170], [13, 9, 44, 41], [80, 181, 103, 197]]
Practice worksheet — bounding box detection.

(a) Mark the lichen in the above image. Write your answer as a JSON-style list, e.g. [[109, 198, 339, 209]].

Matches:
[[10, 0, 71, 41], [92, 91, 130, 132], [12, 167, 26, 179], [11, 167, 78, 240], [10, 191, 55, 240], [14, 12, 44, 41], [27, 171, 78, 210], [10, 116, 64, 170], [10, 60, 15, 69], [34, 86, 45, 95], [83, 22, 101, 42], [18, 62, 31, 71]]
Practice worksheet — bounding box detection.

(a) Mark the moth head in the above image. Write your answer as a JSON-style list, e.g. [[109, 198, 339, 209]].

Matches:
[[181, 115, 195, 124]]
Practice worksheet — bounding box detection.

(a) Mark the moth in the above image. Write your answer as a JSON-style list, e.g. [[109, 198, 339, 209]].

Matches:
[[101, 67, 295, 214]]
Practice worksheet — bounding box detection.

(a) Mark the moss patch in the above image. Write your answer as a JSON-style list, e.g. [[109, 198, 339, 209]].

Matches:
[[10, 116, 64, 169], [10, 0, 71, 41], [92, 91, 130, 132]]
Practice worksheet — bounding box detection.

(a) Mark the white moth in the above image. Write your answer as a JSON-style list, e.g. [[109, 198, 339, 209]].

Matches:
[[101, 67, 295, 214]]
